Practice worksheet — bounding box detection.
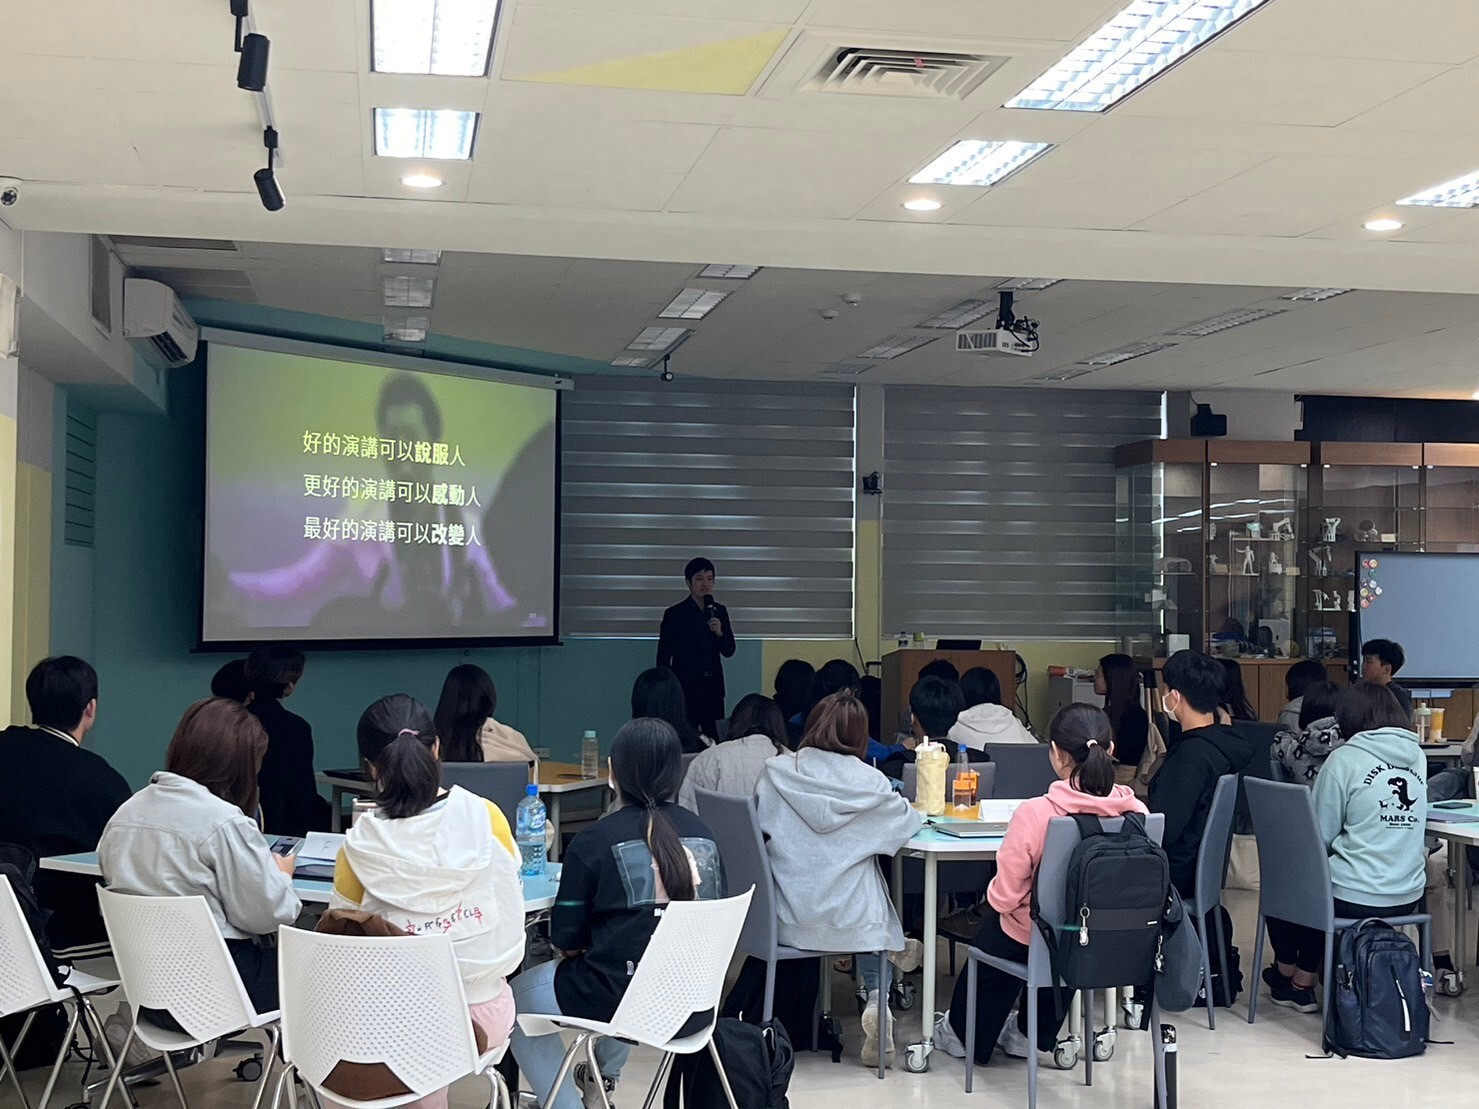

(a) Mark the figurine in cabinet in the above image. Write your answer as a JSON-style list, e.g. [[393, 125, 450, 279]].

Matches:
[[1269, 551, 1284, 575], [1271, 517, 1295, 541], [1322, 517, 1341, 544], [1238, 545, 1257, 576], [1308, 547, 1327, 577], [1356, 519, 1380, 544], [1209, 553, 1224, 574], [1247, 521, 1263, 539]]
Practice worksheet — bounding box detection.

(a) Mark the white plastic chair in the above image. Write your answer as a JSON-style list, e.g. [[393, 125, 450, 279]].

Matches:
[[95, 888, 280, 1109], [0, 878, 121, 1109], [273, 926, 511, 1109], [517, 890, 755, 1109]]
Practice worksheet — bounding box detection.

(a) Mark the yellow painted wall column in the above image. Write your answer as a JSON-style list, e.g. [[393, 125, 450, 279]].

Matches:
[[12, 365, 52, 714], [0, 360, 16, 724]]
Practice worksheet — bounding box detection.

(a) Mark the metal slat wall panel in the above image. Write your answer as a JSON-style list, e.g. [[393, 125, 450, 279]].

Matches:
[[562, 378, 855, 637], [64, 405, 98, 549], [883, 387, 1161, 638]]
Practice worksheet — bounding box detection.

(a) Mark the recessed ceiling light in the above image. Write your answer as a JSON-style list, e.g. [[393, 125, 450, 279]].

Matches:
[[383, 275, 435, 308], [401, 173, 444, 189], [1078, 340, 1178, 367], [1007, 0, 1277, 113], [909, 140, 1052, 187], [1169, 307, 1287, 337], [658, 288, 729, 320], [611, 356, 652, 368], [1364, 217, 1403, 232], [372, 0, 499, 77], [1397, 168, 1479, 209], [1471, 389, 1479, 401], [383, 315, 430, 342], [1281, 287, 1352, 302], [698, 264, 760, 279], [918, 299, 995, 329], [996, 277, 1063, 291], [627, 326, 691, 352], [382, 248, 442, 265], [373, 108, 479, 160], [903, 197, 943, 212], [858, 333, 939, 360]]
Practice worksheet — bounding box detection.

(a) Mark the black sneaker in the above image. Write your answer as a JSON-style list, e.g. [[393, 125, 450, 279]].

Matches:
[[1262, 966, 1318, 1013]]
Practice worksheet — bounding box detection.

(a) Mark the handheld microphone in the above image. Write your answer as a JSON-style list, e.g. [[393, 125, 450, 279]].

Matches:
[[704, 596, 716, 619]]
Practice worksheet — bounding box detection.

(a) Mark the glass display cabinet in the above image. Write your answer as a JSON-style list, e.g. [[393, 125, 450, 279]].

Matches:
[[1423, 443, 1479, 553], [1115, 440, 1206, 659], [1305, 443, 1422, 660]]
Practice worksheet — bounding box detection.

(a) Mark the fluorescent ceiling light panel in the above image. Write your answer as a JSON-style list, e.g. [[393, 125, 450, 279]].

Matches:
[[1030, 366, 1099, 382], [1169, 306, 1286, 337], [373, 108, 479, 159], [383, 275, 435, 308], [822, 364, 873, 377], [1078, 340, 1177, 366], [997, 277, 1063, 291], [382, 248, 442, 264], [909, 140, 1052, 187], [1007, 0, 1277, 112], [858, 333, 939, 360], [919, 299, 995, 329], [658, 288, 729, 320], [627, 327, 691, 352], [610, 356, 652, 368], [372, 0, 499, 76], [1397, 168, 1479, 208], [1281, 287, 1351, 302], [383, 315, 430, 342], [698, 264, 760, 279]]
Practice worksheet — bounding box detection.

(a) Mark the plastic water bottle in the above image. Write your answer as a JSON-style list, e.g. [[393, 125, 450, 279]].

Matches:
[[581, 729, 600, 779], [516, 784, 547, 878]]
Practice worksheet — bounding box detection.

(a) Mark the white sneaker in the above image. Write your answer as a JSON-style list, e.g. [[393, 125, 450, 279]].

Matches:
[[932, 1012, 966, 1059], [996, 1021, 1031, 1060], [860, 991, 895, 1069], [889, 939, 924, 975], [573, 1062, 616, 1109]]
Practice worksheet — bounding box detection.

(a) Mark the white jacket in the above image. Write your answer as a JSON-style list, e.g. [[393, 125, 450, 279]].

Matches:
[[331, 786, 525, 1003], [949, 704, 1039, 750], [678, 733, 778, 812]]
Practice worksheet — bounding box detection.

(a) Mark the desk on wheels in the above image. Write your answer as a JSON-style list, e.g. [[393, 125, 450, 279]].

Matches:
[[318, 761, 609, 859], [891, 815, 1002, 1073], [39, 852, 562, 913], [1427, 802, 1479, 974]]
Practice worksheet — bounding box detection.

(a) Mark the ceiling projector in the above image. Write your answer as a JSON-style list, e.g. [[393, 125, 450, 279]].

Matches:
[[955, 290, 1039, 357]]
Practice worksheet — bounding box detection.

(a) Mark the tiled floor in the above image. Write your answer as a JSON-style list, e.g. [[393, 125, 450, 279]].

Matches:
[[10, 889, 1477, 1109]]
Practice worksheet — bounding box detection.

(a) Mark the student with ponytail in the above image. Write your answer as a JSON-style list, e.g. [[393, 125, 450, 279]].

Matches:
[[510, 718, 723, 1109], [935, 703, 1146, 1066], [331, 695, 526, 1109]]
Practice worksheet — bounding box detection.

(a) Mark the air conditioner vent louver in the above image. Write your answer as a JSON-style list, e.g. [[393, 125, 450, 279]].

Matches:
[[804, 48, 1006, 100]]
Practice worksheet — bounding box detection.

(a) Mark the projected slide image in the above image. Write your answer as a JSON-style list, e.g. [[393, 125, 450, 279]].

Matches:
[[204, 343, 558, 644]]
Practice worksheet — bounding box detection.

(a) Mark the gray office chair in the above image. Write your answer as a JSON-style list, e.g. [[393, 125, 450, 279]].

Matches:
[[963, 813, 1169, 1109], [680, 752, 702, 780], [1188, 775, 1238, 1029], [1268, 758, 1294, 784], [1243, 778, 1432, 1025], [984, 744, 1057, 798], [694, 789, 890, 1079], [440, 761, 530, 826]]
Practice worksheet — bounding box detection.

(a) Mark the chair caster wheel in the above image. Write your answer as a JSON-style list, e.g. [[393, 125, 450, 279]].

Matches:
[[902, 1043, 930, 1073], [1121, 1000, 1144, 1030], [1092, 1031, 1115, 1061], [1052, 1042, 1079, 1070], [1438, 969, 1466, 997], [892, 981, 916, 1011], [235, 1057, 264, 1083]]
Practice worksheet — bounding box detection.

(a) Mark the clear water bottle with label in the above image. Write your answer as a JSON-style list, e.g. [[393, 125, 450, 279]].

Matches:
[[515, 784, 547, 878], [581, 729, 600, 779]]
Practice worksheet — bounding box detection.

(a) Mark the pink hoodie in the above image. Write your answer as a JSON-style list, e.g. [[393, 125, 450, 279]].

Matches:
[[987, 780, 1148, 945]]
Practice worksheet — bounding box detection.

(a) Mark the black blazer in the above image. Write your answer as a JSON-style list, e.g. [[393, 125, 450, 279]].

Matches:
[[656, 598, 736, 724], [252, 699, 320, 837]]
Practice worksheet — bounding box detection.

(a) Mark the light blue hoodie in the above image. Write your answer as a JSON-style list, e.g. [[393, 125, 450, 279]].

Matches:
[[1312, 726, 1427, 907]]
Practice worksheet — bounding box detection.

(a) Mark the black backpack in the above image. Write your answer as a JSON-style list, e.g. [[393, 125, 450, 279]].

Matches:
[[1035, 813, 1170, 992], [1325, 919, 1429, 1059], [663, 1019, 793, 1109]]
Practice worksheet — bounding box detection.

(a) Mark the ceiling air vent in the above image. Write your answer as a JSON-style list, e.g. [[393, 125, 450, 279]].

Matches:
[[109, 236, 240, 252], [804, 48, 1006, 100]]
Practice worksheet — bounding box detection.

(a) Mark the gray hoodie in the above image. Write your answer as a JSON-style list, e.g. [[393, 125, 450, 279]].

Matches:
[[754, 749, 922, 953], [99, 772, 301, 941], [949, 704, 1040, 749]]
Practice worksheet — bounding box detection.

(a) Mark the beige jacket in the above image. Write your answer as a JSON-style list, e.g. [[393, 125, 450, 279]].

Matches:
[[478, 717, 536, 765]]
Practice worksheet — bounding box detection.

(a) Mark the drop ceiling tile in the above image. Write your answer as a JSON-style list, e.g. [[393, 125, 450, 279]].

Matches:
[[255, 0, 361, 72], [515, 0, 809, 19], [1341, 62, 1479, 135], [804, 0, 1119, 41], [1224, 0, 1479, 64], [469, 166, 687, 211], [1118, 51, 1449, 128]]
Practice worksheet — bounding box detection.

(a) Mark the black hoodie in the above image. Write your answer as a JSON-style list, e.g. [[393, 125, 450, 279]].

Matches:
[[1149, 722, 1262, 896]]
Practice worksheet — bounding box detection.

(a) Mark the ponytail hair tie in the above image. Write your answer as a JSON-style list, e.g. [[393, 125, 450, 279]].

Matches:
[[643, 798, 661, 812], [1086, 738, 1099, 748], [397, 728, 420, 739]]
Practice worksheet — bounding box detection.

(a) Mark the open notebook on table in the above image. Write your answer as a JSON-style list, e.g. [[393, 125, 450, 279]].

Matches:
[[270, 831, 346, 881]]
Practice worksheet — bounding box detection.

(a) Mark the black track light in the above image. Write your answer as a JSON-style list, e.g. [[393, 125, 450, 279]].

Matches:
[[237, 33, 270, 91], [255, 127, 284, 212], [230, 0, 248, 50]]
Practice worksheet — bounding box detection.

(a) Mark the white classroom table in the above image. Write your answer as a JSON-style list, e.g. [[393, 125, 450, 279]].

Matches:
[[891, 811, 1003, 1073], [39, 852, 562, 913], [318, 762, 609, 860], [1427, 801, 1479, 974]]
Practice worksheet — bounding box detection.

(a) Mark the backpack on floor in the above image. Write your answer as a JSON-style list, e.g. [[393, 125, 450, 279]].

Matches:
[[721, 957, 842, 1061], [1325, 919, 1429, 1059], [662, 1018, 793, 1109], [1193, 905, 1244, 1008], [1035, 813, 1170, 992]]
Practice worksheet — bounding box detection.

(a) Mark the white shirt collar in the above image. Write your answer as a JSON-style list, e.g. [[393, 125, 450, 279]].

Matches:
[[37, 726, 80, 747]]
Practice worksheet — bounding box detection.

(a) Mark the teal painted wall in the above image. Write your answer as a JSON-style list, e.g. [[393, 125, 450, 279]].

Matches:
[[81, 364, 761, 788]]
